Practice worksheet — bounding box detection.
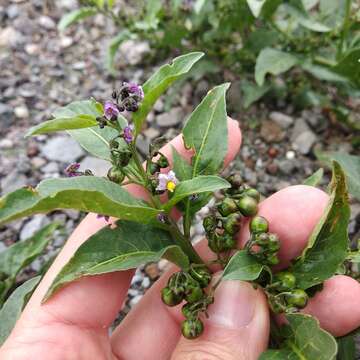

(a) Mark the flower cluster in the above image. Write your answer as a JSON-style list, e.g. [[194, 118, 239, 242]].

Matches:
[[64, 163, 93, 177]]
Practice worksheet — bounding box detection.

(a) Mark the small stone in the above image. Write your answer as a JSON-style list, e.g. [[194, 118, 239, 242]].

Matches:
[[141, 277, 151, 288], [80, 156, 110, 177], [143, 127, 160, 140], [72, 61, 86, 70], [41, 136, 84, 162], [277, 159, 297, 175], [41, 162, 60, 174], [38, 15, 56, 30], [60, 36, 73, 48], [260, 121, 285, 143], [31, 156, 47, 168], [286, 150, 296, 160], [0, 139, 14, 149], [131, 274, 143, 285], [0, 27, 21, 48], [291, 119, 317, 155], [1, 169, 27, 194], [119, 40, 150, 66], [158, 259, 170, 272], [63, 209, 80, 220], [268, 147, 278, 158], [25, 43, 40, 55], [0, 242, 7, 253], [27, 142, 39, 157], [129, 294, 143, 307], [31, 259, 42, 272], [269, 112, 294, 129], [145, 263, 160, 280], [266, 162, 278, 175], [14, 105, 29, 118], [136, 135, 150, 156], [154, 98, 164, 112], [156, 107, 184, 127], [20, 214, 50, 241]]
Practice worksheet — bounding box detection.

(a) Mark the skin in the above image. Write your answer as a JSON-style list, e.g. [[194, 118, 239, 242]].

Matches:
[[1, 118, 360, 359]]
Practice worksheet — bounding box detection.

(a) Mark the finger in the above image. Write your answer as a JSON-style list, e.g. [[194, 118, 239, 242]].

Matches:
[[302, 275, 360, 336], [5, 118, 242, 343], [111, 185, 329, 358]]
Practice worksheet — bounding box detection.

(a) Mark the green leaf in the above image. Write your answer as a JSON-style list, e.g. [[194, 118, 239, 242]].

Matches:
[[301, 63, 348, 83], [246, 0, 266, 18], [0, 276, 41, 346], [317, 151, 360, 201], [260, 314, 337, 360], [44, 220, 189, 301], [172, 147, 192, 181], [163, 176, 230, 211], [105, 30, 132, 74], [53, 99, 103, 118], [183, 83, 230, 176], [26, 115, 98, 137], [68, 127, 117, 160], [58, 8, 98, 31], [134, 0, 162, 30], [303, 168, 324, 186], [255, 48, 298, 86], [0, 223, 58, 279], [337, 333, 356, 360], [241, 81, 271, 108], [222, 250, 268, 281], [133, 52, 204, 133], [333, 48, 360, 87], [0, 177, 161, 226], [291, 162, 350, 290]]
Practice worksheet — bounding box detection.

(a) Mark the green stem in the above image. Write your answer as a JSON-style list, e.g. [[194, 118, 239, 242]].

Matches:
[[337, 0, 351, 60]]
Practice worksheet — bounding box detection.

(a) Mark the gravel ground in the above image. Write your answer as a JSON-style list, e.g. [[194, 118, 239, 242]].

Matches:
[[1, 0, 360, 327]]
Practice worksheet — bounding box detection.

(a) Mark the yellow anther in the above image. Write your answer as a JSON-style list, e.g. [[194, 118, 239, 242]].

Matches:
[[166, 181, 176, 192]]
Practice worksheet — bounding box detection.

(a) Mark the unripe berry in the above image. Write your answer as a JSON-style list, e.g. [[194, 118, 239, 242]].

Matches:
[[161, 287, 183, 306], [250, 216, 269, 234], [223, 213, 242, 235], [189, 264, 212, 288], [181, 319, 204, 339], [185, 286, 203, 303], [268, 234, 280, 251], [148, 162, 160, 175], [107, 167, 125, 183], [237, 196, 258, 217], [244, 188, 260, 202], [266, 253, 280, 265], [217, 198, 238, 216], [226, 173, 242, 188], [182, 303, 196, 319], [203, 216, 217, 233], [285, 289, 308, 308], [274, 272, 296, 291], [157, 155, 169, 168]]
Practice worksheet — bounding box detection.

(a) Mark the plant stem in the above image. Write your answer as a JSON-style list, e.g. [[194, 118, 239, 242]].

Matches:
[[337, 0, 351, 60]]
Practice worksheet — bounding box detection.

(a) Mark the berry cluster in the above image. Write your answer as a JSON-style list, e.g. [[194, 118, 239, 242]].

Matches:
[[266, 271, 309, 314], [203, 174, 261, 257], [161, 264, 213, 339]]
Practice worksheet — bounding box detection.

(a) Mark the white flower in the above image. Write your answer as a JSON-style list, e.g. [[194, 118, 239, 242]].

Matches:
[[156, 170, 178, 192]]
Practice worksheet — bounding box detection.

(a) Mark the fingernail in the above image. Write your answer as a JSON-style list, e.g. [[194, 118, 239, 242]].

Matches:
[[207, 281, 256, 329]]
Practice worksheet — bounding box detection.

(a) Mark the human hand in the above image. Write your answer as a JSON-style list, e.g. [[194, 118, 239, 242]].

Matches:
[[1, 119, 360, 360]]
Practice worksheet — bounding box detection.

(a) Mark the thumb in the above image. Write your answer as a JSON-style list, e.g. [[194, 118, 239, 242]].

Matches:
[[171, 281, 270, 360]]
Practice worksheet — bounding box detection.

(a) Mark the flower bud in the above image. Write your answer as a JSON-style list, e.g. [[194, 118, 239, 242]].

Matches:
[[118, 149, 132, 167], [250, 216, 269, 234], [181, 318, 204, 339], [189, 264, 211, 288], [269, 297, 285, 314], [273, 272, 296, 291], [226, 173, 242, 188], [266, 253, 280, 265], [107, 167, 125, 183], [217, 197, 238, 216], [237, 196, 258, 216], [223, 213, 242, 235], [268, 233, 280, 251], [185, 285, 204, 303], [161, 286, 183, 306], [148, 162, 160, 175], [285, 289, 308, 308]]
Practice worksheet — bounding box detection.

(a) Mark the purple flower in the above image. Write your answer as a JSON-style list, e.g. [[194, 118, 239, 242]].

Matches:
[[126, 82, 144, 100], [65, 163, 81, 177], [97, 214, 110, 222], [157, 213, 167, 224], [104, 101, 120, 120], [123, 125, 134, 144], [156, 170, 178, 193]]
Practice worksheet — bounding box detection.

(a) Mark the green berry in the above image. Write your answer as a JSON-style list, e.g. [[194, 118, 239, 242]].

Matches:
[[269, 298, 285, 314], [223, 233, 236, 250], [203, 216, 217, 233], [118, 149, 132, 166], [181, 319, 204, 339], [244, 188, 260, 202], [217, 198, 238, 216], [250, 216, 269, 234], [182, 303, 196, 319], [161, 287, 183, 306], [274, 272, 296, 291], [185, 286, 204, 303], [157, 155, 169, 168], [107, 167, 125, 183], [223, 213, 242, 235], [266, 253, 280, 265], [237, 196, 258, 217], [285, 289, 308, 308], [189, 264, 212, 288]]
